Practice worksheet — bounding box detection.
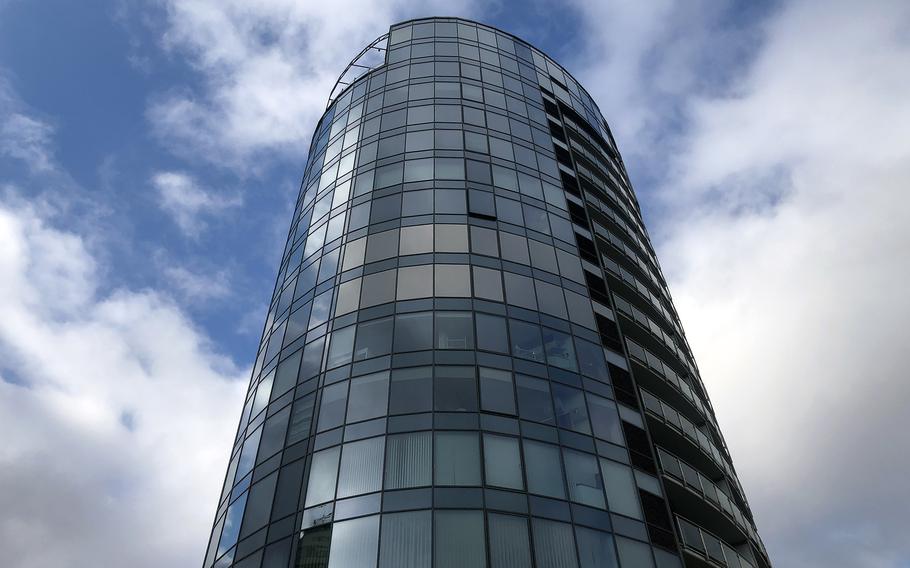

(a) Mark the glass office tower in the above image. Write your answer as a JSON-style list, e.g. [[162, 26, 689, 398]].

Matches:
[[203, 17, 771, 568]]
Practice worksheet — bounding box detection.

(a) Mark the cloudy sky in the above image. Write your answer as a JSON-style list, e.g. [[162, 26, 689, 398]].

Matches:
[[0, 1, 907, 567]]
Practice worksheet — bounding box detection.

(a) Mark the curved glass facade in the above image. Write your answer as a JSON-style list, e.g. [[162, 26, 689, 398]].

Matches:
[[203, 17, 771, 568]]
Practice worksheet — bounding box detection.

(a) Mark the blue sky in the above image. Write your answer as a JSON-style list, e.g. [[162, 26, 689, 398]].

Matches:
[[1, 1, 909, 567]]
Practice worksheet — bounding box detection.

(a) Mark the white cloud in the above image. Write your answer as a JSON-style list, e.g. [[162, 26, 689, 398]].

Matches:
[[149, 0, 480, 170], [153, 170, 241, 236], [0, 79, 55, 173], [0, 196, 247, 568], [163, 263, 232, 302], [574, 0, 910, 566]]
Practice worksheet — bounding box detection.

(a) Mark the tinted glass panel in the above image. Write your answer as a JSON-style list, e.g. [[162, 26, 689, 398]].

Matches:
[[434, 431, 481, 486], [488, 513, 532, 568], [523, 440, 565, 499], [327, 514, 379, 568], [389, 366, 432, 414], [379, 511, 431, 568], [434, 510, 486, 568]]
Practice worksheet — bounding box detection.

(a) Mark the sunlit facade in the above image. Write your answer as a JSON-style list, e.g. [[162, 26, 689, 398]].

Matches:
[[203, 17, 770, 568]]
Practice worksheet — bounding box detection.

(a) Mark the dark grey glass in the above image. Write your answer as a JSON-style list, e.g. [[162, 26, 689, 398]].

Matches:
[[346, 371, 389, 422], [394, 312, 433, 352], [434, 510, 486, 568], [354, 317, 393, 360], [479, 367, 515, 414], [435, 312, 474, 349], [389, 367, 432, 414], [516, 375, 554, 425], [523, 439, 565, 499], [476, 313, 509, 353], [434, 366, 477, 412], [510, 320, 545, 363], [316, 382, 348, 432], [551, 384, 591, 434]]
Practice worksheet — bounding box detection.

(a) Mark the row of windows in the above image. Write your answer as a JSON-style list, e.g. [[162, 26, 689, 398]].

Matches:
[[218, 509, 679, 568], [302, 432, 640, 510], [292, 184, 576, 268], [279, 192, 580, 311], [300, 365, 624, 439]]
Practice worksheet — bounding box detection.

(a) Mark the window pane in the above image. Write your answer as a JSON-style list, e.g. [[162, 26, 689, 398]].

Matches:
[[397, 265, 433, 300], [479, 367, 515, 414], [563, 449, 605, 509], [434, 366, 477, 412], [403, 158, 434, 182], [301, 337, 325, 381], [361, 269, 396, 308], [552, 384, 591, 434], [473, 266, 503, 301], [274, 351, 297, 400], [327, 514, 379, 568], [532, 519, 579, 568], [327, 326, 356, 368], [346, 371, 389, 422], [385, 431, 432, 489], [435, 189, 466, 213], [389, 366, 432, 414], [488, 513, 532, 568], [499, 232, 529, 264], [470, 226, 498, 256], [317, 382, 348, 432], [523, 440, 565, 499], [287, 393, 316, 445], [509, 320, 544, 362], [504, 272, 536, 310], [365, 228, 399, 263], [217, 493, 247, 557], [436, 312, 474, 349], [599, 459, 643, 519], [435, 264, 471, 297], [516, 375, 554, 425], [355, 317, 393, 361], [435, 431, 481, 485], [336, 278, 362, 315], [543, 328, 577, 371], [435, 224, 469, 253], [588, 394, 624, 445], [476, 313, 509, 353], [528, 240, 558, 273], [257, 406, 291, 463], [338, 437, 385, 498], [576, 527, 619, 568], [405, 130, 432, 152], [379, 511, 431, 568], [483, 434, 523, 489], [434, 510, 486, 568], [615, 537, 655, 568], [342, 237, 366, 271], [394, 312, 433, 352], [298, 523, 332, 568], [305, 446, 341, 506], [575, 339, 609, 381], [536, 281, 568, 319], [402, 189, 433, 216], [400, 225, 434, 255]]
